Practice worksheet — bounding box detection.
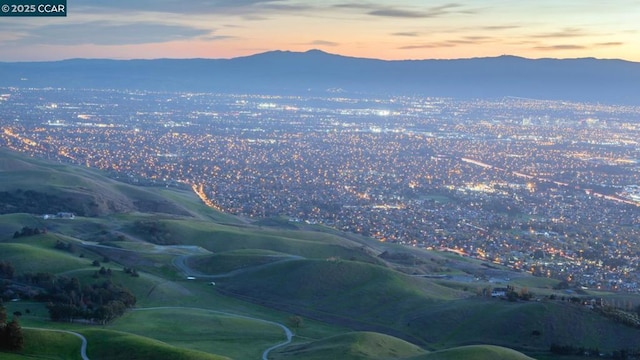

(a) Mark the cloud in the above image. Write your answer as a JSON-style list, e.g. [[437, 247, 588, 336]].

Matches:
[[9, 21, 212, 46], [533, 44, 586, 51], [372, 3, 472, 18], [398, 43, 456, 50], [307, 40, 339, 46], [482, 25, 520, 31], [333, 2, 473, 19], [391, 32, 420, 37], [595, 42, 623, 47], [532, 28, 590, 39], [74, 0, 316, 16]]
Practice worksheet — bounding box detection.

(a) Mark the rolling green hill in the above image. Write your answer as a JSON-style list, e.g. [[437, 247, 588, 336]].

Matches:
[[2, 148, 640, 360], [272, 331, 427, 359], [413, 345, 536, 360], [0, 149, 199, 218]]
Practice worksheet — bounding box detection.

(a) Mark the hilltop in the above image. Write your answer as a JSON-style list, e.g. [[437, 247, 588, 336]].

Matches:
[[1, 50, 639, 104], [1, 149, 640, 359]]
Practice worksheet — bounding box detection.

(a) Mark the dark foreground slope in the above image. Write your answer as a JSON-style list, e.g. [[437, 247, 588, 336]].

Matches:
[[1, 50, 639, 104], [0, 149, 203, 218]]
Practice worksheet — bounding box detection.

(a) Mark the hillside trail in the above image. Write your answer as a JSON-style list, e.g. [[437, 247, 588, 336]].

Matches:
[[133, 307, 293, 360], [24, 327, 89, 360], [172, 254, 304, 279]]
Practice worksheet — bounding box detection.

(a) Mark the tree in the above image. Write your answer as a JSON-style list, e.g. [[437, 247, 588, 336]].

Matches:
[[289, 315, 304, 328], [5, 318, 23, 351], [0, 304, 6, 324]]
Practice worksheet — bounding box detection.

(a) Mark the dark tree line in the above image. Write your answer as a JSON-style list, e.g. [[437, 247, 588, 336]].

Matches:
[[13, 226, 47, 239], [37, 276, 136, 324], [54, 240, 74, 253], [12, 271, 136, 324], [0, 304, 24, 352]]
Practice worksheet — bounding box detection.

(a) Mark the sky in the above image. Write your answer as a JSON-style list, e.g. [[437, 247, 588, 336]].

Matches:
[[0, 0, 639, 62]]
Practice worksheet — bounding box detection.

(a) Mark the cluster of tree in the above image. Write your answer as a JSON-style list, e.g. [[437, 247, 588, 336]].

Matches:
[[14, 272, 136, 324], [122, 267, 140, 277], [45, 277, 136, 324], [13, 226, 47, 239], [132, 220, 176, 245], [0, 262, 14, 280], [595, 305, 640, 329], [92, 267, 113, 279], [505, 285, 533, 301], [54, 240, 74, 253], [0, 304, 23, 352]]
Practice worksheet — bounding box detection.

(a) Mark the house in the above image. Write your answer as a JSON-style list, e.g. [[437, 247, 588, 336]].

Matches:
[[491, 287, 508, 297]]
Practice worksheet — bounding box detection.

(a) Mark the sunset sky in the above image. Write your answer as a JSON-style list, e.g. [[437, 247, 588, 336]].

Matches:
[[1, 0, 639, 62]]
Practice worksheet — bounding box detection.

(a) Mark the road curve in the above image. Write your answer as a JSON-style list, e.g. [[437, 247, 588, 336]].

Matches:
[[24, 327, 89, 360], [134, 307, 293, 360]]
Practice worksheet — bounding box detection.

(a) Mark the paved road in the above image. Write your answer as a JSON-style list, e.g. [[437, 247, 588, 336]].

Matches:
[[134, 307, 293, 360], [24, 327, 89, 360]]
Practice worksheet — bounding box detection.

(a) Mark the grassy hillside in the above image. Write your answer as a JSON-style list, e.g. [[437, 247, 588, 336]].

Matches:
[[412, 345, 535, 360], [0, 239, 92, 274], [0, 149, 195, 217], [406, 298, 640, 352], [81, 329, 230, 360], [272, 331, 427, 359], [218, 258, 467, 342], [110, 308, 286, 359], [0, 328, 85, 360]]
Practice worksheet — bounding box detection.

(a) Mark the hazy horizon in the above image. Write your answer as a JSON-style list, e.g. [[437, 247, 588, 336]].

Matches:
[[0, 0, 638, 62], [2, 48, 640, 64]]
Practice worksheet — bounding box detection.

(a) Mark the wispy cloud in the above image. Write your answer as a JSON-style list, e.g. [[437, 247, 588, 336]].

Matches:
[[533, 44, 586, 51], [74, 0, 292, 14], [334, 2, 474, 19], [398, 43, 456, 50], [391, 32, 420, 37], [482, 25, 521, 31], [596, 42, 623, 47], [532, 27, 591, 39], [6, 21, 212, 46], [307, 40, 339, 46]]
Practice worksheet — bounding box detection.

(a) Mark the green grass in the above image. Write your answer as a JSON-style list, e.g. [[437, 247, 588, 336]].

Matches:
[[126, 218, 384, 264], [0, 241, 92, 274], [411, 345, 535, 360], [272, 331, 427, 360], [109, 308, 285, 359], [405, 297, 640, 353], [0, 328, 83, 360], [80, 328, 230, 360], [187, 252, 292, 274], [218, 258, 466, 343]]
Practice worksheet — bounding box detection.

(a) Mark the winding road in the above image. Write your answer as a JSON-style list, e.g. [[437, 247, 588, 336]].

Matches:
[[24, 327, 89, 360], [168, 254, 299, 358], [134, 307, 293, 360]]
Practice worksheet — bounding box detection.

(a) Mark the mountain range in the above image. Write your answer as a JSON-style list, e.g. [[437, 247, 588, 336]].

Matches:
[[1, 50, 639, 104]]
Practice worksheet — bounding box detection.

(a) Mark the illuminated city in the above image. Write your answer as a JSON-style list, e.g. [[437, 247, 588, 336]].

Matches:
[[2, 87, 640, 292]]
